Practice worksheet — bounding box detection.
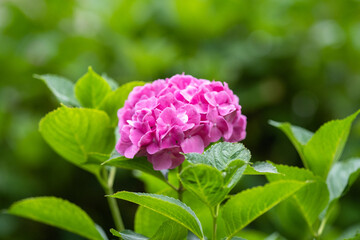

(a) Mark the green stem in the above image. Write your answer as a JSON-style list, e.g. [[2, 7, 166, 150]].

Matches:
[[178, 165, 184, 201], [212, 204, 220, 240], [99, 167, 125, 231], [317, 216, 328, 237], [104, 183, 125, 231]]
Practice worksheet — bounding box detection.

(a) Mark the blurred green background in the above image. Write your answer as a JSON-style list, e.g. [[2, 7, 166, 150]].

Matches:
[[1, 0, 360, 239]]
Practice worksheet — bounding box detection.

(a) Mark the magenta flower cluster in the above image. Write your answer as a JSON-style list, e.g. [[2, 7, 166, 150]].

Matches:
[[116, 74, 247, 170]]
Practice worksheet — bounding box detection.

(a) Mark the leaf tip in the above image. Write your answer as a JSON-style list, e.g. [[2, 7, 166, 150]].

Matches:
[[268, 120, 280, 127]]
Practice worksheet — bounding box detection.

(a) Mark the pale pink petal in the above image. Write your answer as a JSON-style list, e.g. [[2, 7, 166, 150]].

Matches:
[[181, 135, 205, 154]]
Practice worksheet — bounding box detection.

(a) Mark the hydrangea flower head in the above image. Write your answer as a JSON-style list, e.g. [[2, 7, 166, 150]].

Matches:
[[116, 74, 247, 170]]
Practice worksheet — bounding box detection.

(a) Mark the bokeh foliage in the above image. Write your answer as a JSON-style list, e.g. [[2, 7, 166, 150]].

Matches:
[[1, 0, 360, 239]]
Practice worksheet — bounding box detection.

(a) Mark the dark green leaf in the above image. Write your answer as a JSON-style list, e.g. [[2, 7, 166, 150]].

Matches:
[[75, 67, 112, 108], [7, 197, 103, 240], [109, 191, 204, 239], [222, 180, 306, 239], [35, 74, 79, 107], [102, 152, 165, 181]]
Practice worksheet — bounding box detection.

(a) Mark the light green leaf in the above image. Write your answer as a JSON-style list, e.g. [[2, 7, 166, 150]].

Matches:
[[151, 220, 187, 240], [180, 164, 226, 207], [102, 152, 165, 181], [39, 106, 115, 174], [223, 161, 247, 190], [75, 67, 112, 108], [110, 229, 149, 240], [186, 142, 251, 171], [327, 158, 360, 204], [100, 81, 146, 126], [267, 165, 329, 231], [222, 180, 306, 239], [35, 74, 79, 107], [269, 120, 313, 168], [134, 189, 214, 238], [6, 197, 103, 240], [303, 110, 360, 178], [101, 73, 119, 90], [109, 191, 204, 239], [243, 161, 278, 175]]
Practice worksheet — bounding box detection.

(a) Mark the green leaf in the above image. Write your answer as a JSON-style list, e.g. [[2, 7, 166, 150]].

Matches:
[[6, 197, 103, 240], [327, 158, 360, 204], [101, 73, 119, 90], [222, 180, 306, 239], [75, 67, 112, 108], [223, 161, 247, 191], [243, 161, 279, 175], [179, 164, 226, 207], [267, 165, 329, 231], [102, 152, 165, 181], [186, 142, 251, 171], [134, 189, 214, 238], [151, 220, 187, 240], [269, 120, 313, 168], [109, 191, 204, 239], [35, 74, 79, 107], [270, 110, 360, 179], [100, 81, 146, 126], [303, 110, 360, 178], [39, 106, 115, 174], [110, 229, 149, 240]]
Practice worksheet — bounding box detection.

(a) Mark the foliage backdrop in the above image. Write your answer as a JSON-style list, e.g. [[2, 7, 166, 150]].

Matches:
[[1, 0, 360, 239]]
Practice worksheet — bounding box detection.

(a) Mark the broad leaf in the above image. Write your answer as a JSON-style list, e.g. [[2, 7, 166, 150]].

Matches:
[[7, 197, 103, 240], [223, 161, 247, 191], [327, 158, 360, 204], [39, 106, 114, 174], [180, 164, 226, 207], [243, 161, 279, 175], [75, 67, 112, 108], [222, 180, 306, 239], [151, 220, 187, 240], [110, 229, 148, 240], [100, 81, 145, 126], [303, 110, 360, 178], [35, 74, 79, 107], [269, 120, 313, 168], [267, 165, 329, 231], [270, 110, 360, 179], [134, 189, 214, 238], [109, 191, 204, 239], [101, 74, 119, 90], [102, 152, 165, 181], [186, 142, 251, 171]]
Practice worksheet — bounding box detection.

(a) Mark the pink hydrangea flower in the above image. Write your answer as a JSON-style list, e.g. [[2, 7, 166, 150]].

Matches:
[[116, 74, 247, 170]]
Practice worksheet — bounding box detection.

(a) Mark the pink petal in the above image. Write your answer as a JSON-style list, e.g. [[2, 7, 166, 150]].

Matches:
[[124, 144, 140, 159], [149, 150, 173, 170], [218, 104, 236, 116], [181, 135, 204, 154]]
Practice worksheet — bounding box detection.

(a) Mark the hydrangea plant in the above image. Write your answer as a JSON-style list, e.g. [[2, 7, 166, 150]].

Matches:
[[4, 67, 360, 240]]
